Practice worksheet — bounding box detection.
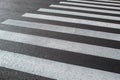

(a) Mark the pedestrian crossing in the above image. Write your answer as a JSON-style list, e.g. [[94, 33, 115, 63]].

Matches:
[[2, 19, 120, 41], [23, 13, 120, 29], [50, 5, 120, 14], [67, 0, 120, 6], [38, 8, 120, 21], [1, 50, 120, 80], [60, 1, 120, 10], [0, 0, 120, 80], [100, 0, 120, 3]]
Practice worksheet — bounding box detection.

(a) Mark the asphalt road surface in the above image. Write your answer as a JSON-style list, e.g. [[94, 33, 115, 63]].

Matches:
[[0, 0, 120, 80]]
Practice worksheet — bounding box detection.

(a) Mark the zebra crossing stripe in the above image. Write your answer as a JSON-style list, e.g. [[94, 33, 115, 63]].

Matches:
[[0, 39, 120, 73], [90, 0, 120, 3], [0, 50, 120, 80], [0, 30, 120, 60], [38, 8, 120, 21], [50, 5, 120, 15], [2, 19, 120, 41], [22, 13, 120, 29], [105, 0, 120, 3], [2, 19, 120, 49], [60, 1, 120, 10], [67, 0, 120, 6]]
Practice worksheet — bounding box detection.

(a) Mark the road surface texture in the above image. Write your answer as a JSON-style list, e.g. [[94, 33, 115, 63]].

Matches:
[[0, 0, 120, 80]]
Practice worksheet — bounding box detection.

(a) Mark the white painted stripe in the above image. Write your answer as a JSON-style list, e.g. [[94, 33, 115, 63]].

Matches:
[[0, 30, 120, 60], [22, 13, 120, 29], [50, 5, 120, 15], [107, 1, 120, 3], [60, 1, 120, 10], [97, 0, 111, 2], [0, 50, 120, 80], [97, 0, 120, 3], [1, 19, 75, 35], [38, 8, 120, 21], [2, 19, 120, 41], [67, 0, 120, 6]]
